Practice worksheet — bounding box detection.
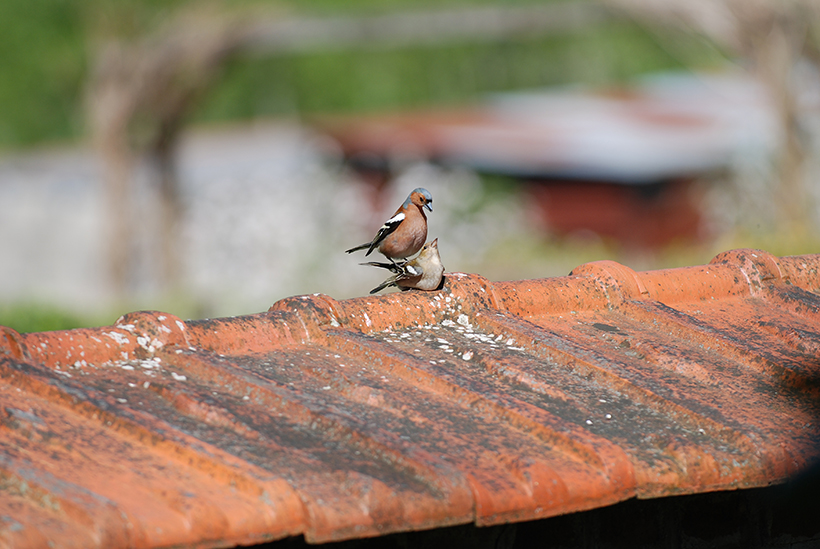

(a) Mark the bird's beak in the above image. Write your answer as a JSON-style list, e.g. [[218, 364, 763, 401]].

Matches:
[[424, 203, 433, 213]]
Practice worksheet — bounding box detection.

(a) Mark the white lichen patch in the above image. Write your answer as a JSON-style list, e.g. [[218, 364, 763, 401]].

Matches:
[[135, 336, 164, 354], [104, 331, 130, 345]]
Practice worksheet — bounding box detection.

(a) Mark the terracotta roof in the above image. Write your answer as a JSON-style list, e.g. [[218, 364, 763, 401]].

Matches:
[[2, 248, 820, 548]]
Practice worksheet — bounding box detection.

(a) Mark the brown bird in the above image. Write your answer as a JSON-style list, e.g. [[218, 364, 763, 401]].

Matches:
[[363, 239, 444, 294], [345, 187, 433, 262]]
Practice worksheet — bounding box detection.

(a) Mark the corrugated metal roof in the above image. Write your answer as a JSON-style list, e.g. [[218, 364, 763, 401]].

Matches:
[[317, 72, 781, 184], [2, 248, 820, 548]]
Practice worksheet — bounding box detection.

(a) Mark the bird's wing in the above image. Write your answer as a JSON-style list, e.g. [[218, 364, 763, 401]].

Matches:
[[367, 259, 424, 294], [365, 212, 405, 256], [389, 262, 424, 286]]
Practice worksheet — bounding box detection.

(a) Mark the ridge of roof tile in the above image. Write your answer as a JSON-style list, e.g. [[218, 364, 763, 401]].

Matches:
[[2, 248, 820, 548]]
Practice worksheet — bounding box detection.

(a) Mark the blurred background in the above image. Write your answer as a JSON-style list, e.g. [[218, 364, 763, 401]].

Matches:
[[1, 0, 819, 332]]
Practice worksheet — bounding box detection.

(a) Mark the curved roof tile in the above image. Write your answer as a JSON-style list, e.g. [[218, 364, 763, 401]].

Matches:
[[2, 248, 819, 547]]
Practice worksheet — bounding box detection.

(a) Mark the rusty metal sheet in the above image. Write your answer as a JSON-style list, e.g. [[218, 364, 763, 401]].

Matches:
[[2, 248, 820, 548], [315, 72, 777, 184]]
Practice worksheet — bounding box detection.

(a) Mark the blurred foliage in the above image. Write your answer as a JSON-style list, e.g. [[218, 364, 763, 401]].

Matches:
[[0, 0, 722, 150], [197, 20, 703, 123], [0, 303, 105, 333], [0, 0, 86, 146]]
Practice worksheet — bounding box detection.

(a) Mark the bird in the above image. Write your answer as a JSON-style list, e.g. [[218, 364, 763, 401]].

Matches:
[[345, 187, 433, 262], [363, 239, 444, 294]]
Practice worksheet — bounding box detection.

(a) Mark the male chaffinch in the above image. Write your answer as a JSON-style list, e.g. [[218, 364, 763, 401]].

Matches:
[[363, 239, 444, 294], [345, 187, 433, 262]]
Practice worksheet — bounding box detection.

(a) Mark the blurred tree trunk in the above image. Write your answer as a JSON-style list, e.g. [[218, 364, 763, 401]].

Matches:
[[88, 44, 139, 298], [96, 119, 135, 298], [755, 13, 810, 235], [153, 120, 183, 290], [87, 11, 251, 298]]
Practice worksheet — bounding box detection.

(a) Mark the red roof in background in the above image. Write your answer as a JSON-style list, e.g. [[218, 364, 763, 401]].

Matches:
[[2, 248, 820, 548], [315, 72, 778, 184]]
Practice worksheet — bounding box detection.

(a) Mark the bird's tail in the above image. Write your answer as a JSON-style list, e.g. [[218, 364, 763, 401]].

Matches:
[[345, 243, 370, 254], [360, 261, 402, 274], [369, 277, 397, 294]]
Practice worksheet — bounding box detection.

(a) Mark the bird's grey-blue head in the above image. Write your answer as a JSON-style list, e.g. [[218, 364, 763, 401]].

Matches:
[[405, 187, 433, 212]]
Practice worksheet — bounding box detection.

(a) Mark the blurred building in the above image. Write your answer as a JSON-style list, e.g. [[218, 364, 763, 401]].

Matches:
[[0, 70, 810, 320], [316, 71, 781, 249]]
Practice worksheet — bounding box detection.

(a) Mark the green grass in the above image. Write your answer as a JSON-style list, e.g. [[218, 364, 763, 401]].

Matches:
[[0, 0, 87, 146], [0, 303, 105, 334], [196, 18, 722, 123]]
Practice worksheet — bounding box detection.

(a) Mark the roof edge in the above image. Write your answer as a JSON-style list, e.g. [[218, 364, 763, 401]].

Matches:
[[3, 249, 817, 369]]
